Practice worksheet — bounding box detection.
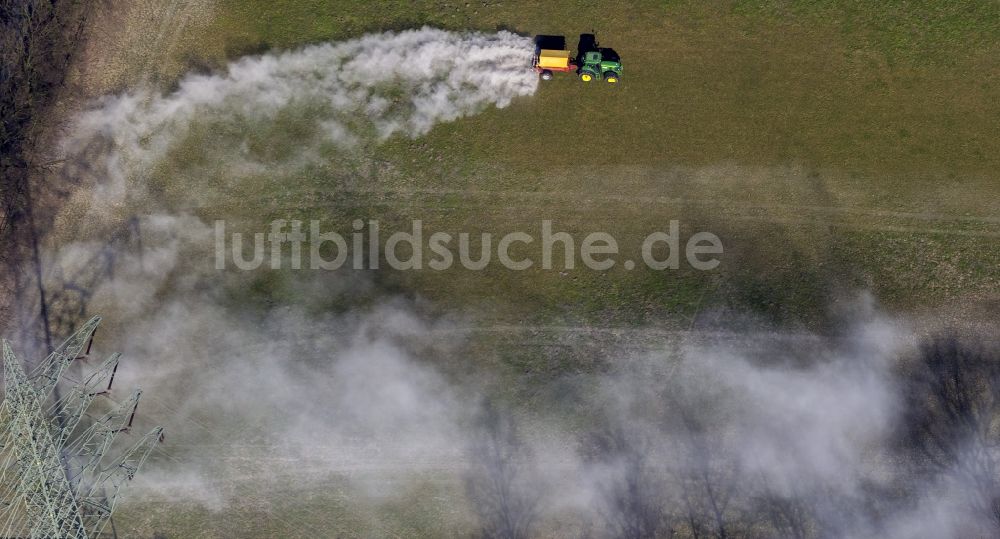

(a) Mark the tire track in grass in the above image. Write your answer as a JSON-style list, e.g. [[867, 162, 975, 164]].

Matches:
[[195, 187, 1000, 237]]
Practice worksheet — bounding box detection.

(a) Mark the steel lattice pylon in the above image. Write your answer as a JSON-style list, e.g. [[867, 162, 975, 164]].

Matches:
[[0, 316, 162, 539]]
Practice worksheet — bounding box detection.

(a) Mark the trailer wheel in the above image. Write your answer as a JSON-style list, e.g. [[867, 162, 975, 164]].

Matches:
[[604, 71, 619, 83], [540, 70, 553, 81], [580, 72, 594, 82]]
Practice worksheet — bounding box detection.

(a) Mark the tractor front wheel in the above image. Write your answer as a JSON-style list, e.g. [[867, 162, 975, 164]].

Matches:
[[540, 70, 553, 81], [580, 72, 594, 82], [604, 71, 619, 83]]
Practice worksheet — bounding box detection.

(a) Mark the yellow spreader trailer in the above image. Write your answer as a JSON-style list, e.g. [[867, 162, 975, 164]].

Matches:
[[534, 49, 576, 80]]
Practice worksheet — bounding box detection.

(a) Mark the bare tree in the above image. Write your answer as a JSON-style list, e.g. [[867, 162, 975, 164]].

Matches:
[[667, 398, 741, 539], [581, 426, 673, 539], [465, 400, 540, 539], [751, 474, 811, 539], [902, 333, 1000, 529]]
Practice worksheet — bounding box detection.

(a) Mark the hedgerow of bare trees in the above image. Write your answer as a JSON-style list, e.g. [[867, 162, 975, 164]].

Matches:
[[1, 0, 87, 345], [470, 332, 1000, 538]]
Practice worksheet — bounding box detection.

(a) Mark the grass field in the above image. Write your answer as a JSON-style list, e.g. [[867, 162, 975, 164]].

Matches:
[[84, 0, 999, 328], [59, 1, 1000, 536]]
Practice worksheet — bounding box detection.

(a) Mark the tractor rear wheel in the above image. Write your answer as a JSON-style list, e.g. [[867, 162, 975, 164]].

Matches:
[[540, 70, 553, 81], [580, 72, 594, 82], [604, 71, 619, 83]]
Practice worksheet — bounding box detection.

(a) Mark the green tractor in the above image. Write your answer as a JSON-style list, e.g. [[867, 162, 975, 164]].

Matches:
[[578, 49, 622, 83]]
